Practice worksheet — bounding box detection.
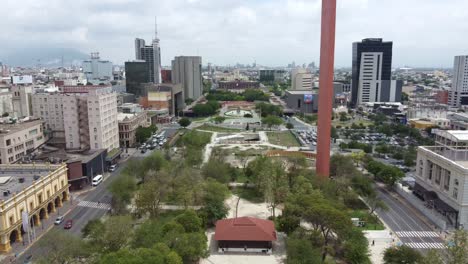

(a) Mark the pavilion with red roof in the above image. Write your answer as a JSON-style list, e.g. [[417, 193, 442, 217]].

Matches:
[[214, 216, 277, 253]]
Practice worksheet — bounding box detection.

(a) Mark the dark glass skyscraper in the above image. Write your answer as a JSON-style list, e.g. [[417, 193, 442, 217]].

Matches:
[[125, 61, 150, 97], [351, 38, 395, 106]]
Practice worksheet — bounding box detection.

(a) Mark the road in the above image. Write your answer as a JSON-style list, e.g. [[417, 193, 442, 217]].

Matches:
[[376, 187, 446, 251]]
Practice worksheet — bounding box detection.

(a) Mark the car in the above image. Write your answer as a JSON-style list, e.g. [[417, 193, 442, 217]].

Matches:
[[64, 219, 73, 229], [141, 148, 147, 154], [54, 216, 64, 225], [108, 164, 117, 172]]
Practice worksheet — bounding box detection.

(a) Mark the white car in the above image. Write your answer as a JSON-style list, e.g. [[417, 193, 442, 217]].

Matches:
[[54, 216, 64, 225]]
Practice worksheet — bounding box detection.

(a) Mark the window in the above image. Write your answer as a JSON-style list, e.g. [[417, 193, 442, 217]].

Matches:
[[30, 202, 34, 210], [47, 190, 50, 198], [453, 187, 458, 200], [428, 162, 433, 180], [444, 170, 451, 191], [38, 194, 43, 203], [9, 216, 14, 226], [61, 180, 64, 187], [6, 139, 11, 146], [435, 166, 442, 185]]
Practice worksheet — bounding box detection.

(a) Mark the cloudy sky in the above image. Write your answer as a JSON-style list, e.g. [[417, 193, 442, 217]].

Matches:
[[2, 0, 468, 67]]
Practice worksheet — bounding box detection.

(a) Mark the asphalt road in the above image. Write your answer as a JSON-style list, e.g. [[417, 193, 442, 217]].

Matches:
[[376, 187, 446, 252]]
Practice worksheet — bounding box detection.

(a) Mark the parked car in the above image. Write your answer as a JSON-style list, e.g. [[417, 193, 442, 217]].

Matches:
[[108, 164, 117, 172], [54, 216, 64, 225], [64, 219, 73, 229]]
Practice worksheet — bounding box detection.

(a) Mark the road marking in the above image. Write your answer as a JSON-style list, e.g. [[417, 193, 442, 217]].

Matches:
[[77, 200, 111, 210], [406, 242, 446, 249], [396, 231, 439, 238]]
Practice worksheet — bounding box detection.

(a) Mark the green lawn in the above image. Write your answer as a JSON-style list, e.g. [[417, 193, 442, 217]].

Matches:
[[266, 131, 301, 147], [232, 187, 264, 203], [196, 124, 242, 133], [349, 210, 385, 231]]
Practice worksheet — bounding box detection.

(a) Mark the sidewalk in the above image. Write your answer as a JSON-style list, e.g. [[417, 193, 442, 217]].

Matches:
[[2, 200, 76, 263]]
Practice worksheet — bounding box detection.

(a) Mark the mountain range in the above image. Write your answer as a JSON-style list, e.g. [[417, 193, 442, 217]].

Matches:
[[0, 47, 89, 67]]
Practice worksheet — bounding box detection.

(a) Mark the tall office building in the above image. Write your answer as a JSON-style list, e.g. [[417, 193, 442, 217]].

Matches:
[[135, 38, 145, 61], [449, 55, 468, 107], [171, 56, 203, 100], [134, 19, 162, 84], [82, 52, 113, 84], [351, 38, 401, 106], [125, 61, 150, 97]]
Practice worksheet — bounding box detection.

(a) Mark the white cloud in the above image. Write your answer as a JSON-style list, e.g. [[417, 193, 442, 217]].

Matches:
[[1, 0, 468, 67]]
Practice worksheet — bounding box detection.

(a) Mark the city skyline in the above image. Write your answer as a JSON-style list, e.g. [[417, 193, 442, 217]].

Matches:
[[1, 0, 468, 68]]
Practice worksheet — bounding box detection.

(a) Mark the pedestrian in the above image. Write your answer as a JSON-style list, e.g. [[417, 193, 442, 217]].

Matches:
[[372, 240, 375, 246]]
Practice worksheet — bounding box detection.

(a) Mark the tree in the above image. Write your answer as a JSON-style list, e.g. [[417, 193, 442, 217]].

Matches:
[[109, 173, 137, 214], [185, 98, 194, 105], [2, 112, 8, 117], [84, 216, 133, 253], [383, 245, 422, 264], [262, 115, 283, 130], [417, 249, 443, 264], [135, 125, 158, 144], [343, 228, 371, 264], [330, 154, 360, 178], [286, 122, 294, 129], [99, 243, 182, 264], [178, 118, 191, 128], [201, 159, 231, 183], [201, 179, 229, 226], [213, 116, 226, 124], [135, 170, 171, 217], [286, 236, 322, 264], [364, 192, 388, 214], [36, 229, 90, 264], [447, 229, 468, 264]]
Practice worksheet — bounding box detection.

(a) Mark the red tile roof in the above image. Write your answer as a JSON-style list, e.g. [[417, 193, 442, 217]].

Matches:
[[214, 217, 277, 242]]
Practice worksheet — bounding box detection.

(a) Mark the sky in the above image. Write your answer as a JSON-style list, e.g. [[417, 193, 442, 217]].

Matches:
[[2, 0, 468, 68]]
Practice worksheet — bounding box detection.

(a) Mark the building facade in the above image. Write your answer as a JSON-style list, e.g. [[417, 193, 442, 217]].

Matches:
[[259, 70, 286, 83], [0, 119, 46, 164], [0, 91, 13, 117], [172, 56, 203, 100], [449, 55, 468, 107], [291, 68, 313, 90], [218, 81, 260, 92], [31, 86, 119, 152], [11, 86, 32, 118], [118, 111, 149, 148], [125, 61, 150, 97], [134, 22, 162, 84], [351, 38, 401, 106], [140, 83, 184, 115], [82, 52, 113, 84], [415, 130, 468, 229], [0, 164, 69, 252]]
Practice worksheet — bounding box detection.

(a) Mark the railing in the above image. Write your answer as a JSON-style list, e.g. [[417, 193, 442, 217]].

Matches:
[[420, 146, 468, 162]]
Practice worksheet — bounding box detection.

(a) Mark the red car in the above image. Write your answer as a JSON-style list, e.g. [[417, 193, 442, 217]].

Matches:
[[64, 219, 73, 229]]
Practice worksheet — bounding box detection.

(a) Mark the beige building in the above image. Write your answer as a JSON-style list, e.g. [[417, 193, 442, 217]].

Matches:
[[11, 85, 32, 118], [32, 86, 119, 152], [0, 119, 47, 164], [0, 163, 69, 252], [118, 111, 149, 147], [0, 91, 13, 116], [291, 68, 313, 90]]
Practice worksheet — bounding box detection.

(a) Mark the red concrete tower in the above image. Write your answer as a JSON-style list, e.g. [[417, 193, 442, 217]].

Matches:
[[316, 0, 337, 177]]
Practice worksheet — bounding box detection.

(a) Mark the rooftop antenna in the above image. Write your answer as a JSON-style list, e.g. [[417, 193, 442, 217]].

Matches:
[[154, 16, 158, 39]]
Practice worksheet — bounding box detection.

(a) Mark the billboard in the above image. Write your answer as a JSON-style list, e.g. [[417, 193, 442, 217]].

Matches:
[[12, 75, 33, 84], [304, 94, 313, 104]]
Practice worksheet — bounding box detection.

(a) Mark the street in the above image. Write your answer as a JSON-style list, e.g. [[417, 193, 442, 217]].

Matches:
[[376, 187, 446, 251]]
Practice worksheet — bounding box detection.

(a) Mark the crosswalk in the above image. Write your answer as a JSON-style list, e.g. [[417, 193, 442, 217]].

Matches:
[[406, 242, 446, 249], [396, 231, 439, 238], [78, 200, 111, 210]]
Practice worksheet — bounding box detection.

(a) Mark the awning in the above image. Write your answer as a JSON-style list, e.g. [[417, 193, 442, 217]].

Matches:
[[106, 148, 122, 162]]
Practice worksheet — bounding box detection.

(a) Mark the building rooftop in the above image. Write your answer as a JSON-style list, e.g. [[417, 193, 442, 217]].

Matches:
[[0, 165, 57, 201], [117, 113, 139, 122], [214, 217, 277, 242], [435, 130, 468, 142], [286, 90, 315, 95], [0, 119, 43, 135]]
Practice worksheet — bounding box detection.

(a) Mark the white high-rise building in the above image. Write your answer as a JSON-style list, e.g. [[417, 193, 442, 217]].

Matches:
[[32, 86, 119, 152], [291, 68, 313, 90], [449, 55, 468, 107], [82, 52, 113, 84]]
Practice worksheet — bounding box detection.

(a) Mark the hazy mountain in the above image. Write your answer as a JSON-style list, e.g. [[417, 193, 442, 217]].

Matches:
[[0, 47, 89, 67]]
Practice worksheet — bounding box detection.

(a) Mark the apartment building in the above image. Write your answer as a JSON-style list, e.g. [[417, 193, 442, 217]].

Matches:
[[0, 119, 47, 164], [415, 130, 468, 229], [11, 85, 32, 118], [31, 86, 119, 152]]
